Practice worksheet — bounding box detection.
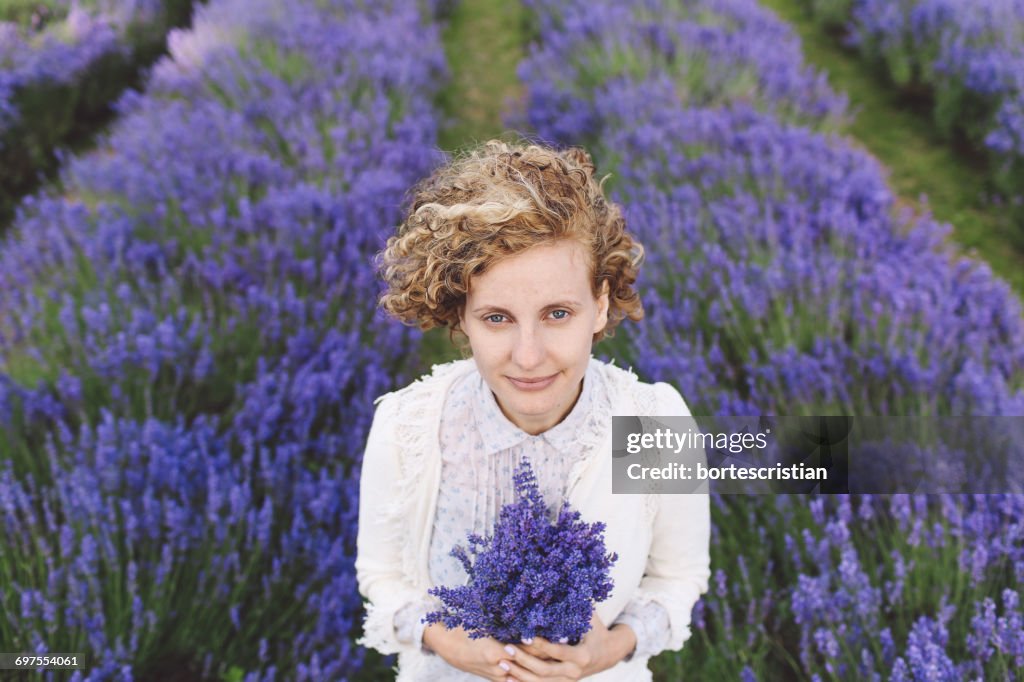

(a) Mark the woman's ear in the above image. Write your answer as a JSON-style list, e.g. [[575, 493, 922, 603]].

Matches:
[[593, 280, 610, 334]]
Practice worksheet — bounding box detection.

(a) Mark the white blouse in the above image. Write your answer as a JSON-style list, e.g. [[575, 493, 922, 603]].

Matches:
[[392, 362, 671, 676]]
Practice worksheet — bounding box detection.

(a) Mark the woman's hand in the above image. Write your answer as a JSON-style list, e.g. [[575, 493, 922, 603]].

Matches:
[[502, 614, 637, 681], [422, 623, 524, 682]]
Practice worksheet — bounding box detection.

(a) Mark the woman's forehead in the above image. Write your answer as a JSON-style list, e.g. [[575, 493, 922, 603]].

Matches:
[[468, 241, 593, 297], [497, 238, 592, 273]]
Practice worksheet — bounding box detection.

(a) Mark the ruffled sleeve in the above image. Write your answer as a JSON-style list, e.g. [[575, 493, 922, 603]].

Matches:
[[630, 381, 711, 654], [394, 594, 443, 653], [611, 598, 671, 659], [355, 392, 425, 655]]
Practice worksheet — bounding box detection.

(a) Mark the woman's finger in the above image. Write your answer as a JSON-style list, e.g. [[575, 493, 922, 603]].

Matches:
[[505, 645, 577, 678], [517, 640, 556, 660], [520, 630, 569, 659], [504, 659, 544, 682], [518, 637, 577, 664], [505, 660, 577, 682]]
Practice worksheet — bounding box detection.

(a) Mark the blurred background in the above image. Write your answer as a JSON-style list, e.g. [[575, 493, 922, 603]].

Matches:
[[1, 0, 1022, 679]]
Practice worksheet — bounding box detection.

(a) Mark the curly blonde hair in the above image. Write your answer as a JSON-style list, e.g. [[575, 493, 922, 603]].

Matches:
[[377, 140, 644, 343]]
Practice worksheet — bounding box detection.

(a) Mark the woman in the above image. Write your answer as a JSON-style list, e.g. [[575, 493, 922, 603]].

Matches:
[[356, 141, 710, 681]]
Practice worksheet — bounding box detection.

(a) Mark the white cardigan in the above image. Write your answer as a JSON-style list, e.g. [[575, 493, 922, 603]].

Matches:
[[356, 358, 711, 681]]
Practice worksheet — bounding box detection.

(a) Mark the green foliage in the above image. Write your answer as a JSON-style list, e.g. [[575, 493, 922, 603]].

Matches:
[[887, 50, 913, 88], [245, 39, 313, 86], [806, 0, 852, 30], [0, 0, 61, 26]]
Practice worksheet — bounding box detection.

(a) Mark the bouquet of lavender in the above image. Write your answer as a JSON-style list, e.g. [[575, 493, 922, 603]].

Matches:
[[425, 457, 617, 644]]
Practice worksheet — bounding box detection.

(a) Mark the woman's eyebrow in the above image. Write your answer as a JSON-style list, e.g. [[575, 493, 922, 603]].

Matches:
[[471, 305, 514, 315], [545, 299, 583, 309], [470, 300, 583, 315]]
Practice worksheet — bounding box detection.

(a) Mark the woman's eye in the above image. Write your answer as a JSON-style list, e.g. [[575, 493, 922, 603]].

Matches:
[[485, 314, 506, 324], [550, 309, 570, 320]]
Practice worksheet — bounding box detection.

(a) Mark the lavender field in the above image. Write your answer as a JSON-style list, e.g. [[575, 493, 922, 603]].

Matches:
[[799, 0, 1024, 203], [0, 0, 1022, 680], [0, 0, 201, 227]]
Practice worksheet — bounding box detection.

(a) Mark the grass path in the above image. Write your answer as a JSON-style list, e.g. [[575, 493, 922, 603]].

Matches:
[[418, 0, 530, 368], [760, 0, 1024, 298], [436, 0, 528, 152]]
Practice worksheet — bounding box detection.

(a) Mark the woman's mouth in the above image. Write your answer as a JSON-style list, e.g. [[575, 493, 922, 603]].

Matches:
[[507, 373, 558, 391]]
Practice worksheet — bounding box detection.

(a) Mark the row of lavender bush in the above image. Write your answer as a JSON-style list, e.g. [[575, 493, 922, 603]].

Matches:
[[517, 0, 1024, 679], [518, 0, 1024, 418], [0, 0, 445, 678], [0, 0, 200, 229], [801, 0, 1024, 201]]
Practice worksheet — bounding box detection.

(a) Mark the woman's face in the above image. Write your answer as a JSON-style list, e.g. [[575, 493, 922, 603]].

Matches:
[[460, 239, 609, 435]]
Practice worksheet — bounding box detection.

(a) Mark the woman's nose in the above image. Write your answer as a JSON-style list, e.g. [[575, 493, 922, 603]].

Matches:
[[511, 325, 545, 370]]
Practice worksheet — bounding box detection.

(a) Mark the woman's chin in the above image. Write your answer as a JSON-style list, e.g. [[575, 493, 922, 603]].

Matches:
[[503, 397, 552, 418]]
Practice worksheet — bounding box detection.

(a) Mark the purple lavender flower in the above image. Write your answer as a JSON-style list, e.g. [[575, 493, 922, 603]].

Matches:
[[426, 457, 617, 644]]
